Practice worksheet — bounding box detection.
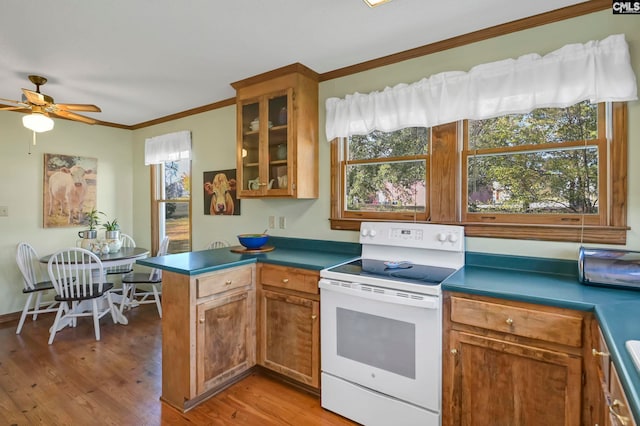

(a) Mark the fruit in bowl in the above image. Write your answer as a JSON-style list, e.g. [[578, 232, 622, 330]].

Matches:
[[237, 233, 269, 250]]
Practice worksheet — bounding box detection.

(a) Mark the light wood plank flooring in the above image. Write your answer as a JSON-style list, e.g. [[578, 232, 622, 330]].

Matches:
[[0, 304, 357, 425]]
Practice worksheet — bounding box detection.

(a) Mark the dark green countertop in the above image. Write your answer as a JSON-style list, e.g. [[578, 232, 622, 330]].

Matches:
[[136, 236, 361, 276], [442, 252, 640, 423]]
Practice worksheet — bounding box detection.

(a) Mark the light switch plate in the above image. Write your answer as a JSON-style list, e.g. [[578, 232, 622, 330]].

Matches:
[[0, 206, 7, 217], [268, 215, 275, 229], [279, 216, 286, 229]]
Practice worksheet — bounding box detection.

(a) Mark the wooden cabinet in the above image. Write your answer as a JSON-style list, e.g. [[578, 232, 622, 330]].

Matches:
[[591, 323, 637, 426], [232, 63, 319, 199], [161, 264, 255, 412], [443, 292, 586, 426], [257, 263, 320, 390]]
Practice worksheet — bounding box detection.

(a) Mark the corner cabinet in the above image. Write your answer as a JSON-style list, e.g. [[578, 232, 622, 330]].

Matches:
[[443, 292, 594, 426], [257, 263, 320, 390], [232, 63, 319, 199]]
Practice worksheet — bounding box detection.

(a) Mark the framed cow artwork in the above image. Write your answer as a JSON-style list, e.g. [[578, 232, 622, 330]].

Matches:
[[43, 153, 98, 228], [203, 169, 240, 216]]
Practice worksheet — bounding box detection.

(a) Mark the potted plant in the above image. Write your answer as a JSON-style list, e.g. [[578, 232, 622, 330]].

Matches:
[[78, 208, 100, 240], [101, 212, 120, 239]]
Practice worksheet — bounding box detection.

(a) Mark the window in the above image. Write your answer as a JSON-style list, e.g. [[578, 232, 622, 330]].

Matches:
[[151, 159, 191, 254], [341, 128, 429, 221], [330, 103, 628, 244], [464, 101, 604, 225]]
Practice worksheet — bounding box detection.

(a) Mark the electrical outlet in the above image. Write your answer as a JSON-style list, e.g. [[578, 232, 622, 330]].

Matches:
[[279, 216, 286, 229], [268, 215, 275, 229], [0, 206, 7, 217]]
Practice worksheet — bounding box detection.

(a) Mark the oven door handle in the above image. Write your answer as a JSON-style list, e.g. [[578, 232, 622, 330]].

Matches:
[[319, 279, 439, 309]]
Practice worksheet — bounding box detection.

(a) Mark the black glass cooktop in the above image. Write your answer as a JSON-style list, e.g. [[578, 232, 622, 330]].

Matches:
[[326, 259, 457, 286]]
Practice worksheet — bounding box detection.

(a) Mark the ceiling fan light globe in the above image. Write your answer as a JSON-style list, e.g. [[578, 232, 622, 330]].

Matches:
[[22, 113, 54, 132]]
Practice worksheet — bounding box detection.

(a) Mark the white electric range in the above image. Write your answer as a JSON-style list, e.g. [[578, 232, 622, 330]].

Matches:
[[319, 222, 465, 426]]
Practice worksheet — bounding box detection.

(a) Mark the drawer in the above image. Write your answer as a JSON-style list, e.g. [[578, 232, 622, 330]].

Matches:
[[450, 296, 583, 347], [609, 365, 637, 426], [197, 266, 253, 298], [593, 325, 611, 386], [260, 264, 319, 295]]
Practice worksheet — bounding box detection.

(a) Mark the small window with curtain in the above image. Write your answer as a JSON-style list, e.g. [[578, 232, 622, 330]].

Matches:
[[146, 130, 192, 254], [340, 127, 429, 222]]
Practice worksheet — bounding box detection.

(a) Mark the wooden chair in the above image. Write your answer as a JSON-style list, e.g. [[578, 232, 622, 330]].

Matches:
[[207, 240, 230, 249], [15, 242, 59, 334], [121, 236, 169, 318], [47, 247, 118, 344], [105, 233, 137, 275]]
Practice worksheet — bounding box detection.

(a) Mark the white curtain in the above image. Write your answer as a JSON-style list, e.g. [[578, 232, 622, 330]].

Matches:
[[325, 34, 638, 140], [144, 130, 192, 165]]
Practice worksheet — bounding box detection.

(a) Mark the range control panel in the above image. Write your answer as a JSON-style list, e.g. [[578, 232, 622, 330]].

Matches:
[[359, 222, 464, 252]]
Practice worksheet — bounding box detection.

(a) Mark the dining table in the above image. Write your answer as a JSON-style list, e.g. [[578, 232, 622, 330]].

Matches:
[[40, 246, 150, 327]]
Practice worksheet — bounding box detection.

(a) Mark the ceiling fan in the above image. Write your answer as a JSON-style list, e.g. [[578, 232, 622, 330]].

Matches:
[[0, 75, 101, 132]]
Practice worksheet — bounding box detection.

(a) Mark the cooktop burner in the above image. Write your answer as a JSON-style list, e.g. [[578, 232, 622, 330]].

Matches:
[[326, 259, 456, 287]]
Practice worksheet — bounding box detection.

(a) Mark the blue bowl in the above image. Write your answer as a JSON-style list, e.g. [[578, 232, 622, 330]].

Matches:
[[237, 234, 269, 250]]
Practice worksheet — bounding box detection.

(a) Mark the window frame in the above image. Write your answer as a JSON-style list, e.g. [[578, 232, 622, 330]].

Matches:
[[150, 161, 192, 254], [329, 103, 628, 245]]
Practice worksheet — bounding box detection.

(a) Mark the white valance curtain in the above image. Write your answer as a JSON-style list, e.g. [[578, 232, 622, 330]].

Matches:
[[144, 130, 192, 165], [325, 34, 638, 141]]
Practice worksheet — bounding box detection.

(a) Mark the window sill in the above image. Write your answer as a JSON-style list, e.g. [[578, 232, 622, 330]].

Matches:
[[330, 218, 628, 245]]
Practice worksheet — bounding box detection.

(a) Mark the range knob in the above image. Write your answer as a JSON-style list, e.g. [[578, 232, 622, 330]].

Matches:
[[361, 228, 370, 237], [448, 233, 459, 243], [437, 232, 447, 242], [369, 229, 377, 237]]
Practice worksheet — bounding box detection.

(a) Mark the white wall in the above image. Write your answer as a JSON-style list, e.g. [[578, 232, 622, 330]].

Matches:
[[1, 9, 638, 317], [0, 114, 133, 316]]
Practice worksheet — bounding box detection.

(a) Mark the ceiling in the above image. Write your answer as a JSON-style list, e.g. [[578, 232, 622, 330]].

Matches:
[[0, 0, 589, 128]]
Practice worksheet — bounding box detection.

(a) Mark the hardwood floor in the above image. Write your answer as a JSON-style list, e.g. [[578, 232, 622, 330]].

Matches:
[[0, 304, 357, 425]]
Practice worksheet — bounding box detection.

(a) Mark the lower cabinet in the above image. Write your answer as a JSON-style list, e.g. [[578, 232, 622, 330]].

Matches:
[[161, 264, 255, 411], [257, 264, 320, 390], [591, 323, 637, 426], [443, 292, 588, 426], [196, 289, 255, 394]]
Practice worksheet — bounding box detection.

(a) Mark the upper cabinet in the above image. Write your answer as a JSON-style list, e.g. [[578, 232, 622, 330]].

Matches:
[[232, 63, 319, 199]]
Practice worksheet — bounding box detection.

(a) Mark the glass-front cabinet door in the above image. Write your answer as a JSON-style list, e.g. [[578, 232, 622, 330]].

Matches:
[[238, 89, 291, 196]]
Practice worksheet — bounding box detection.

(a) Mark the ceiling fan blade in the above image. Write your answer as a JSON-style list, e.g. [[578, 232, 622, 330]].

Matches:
[[0, 105, 28, 111], [52, 109, 97, 125], [22, 88, 46, 105], [0, 97, 24, 105], [56, 103, 102, 112]]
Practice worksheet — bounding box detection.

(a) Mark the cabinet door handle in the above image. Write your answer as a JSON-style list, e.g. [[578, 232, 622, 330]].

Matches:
[[311, 314, 317, 320], [505, 318, 514, 326], [451, 349, 458, 355], [281, 278, 289, 284], [592, 348, 609, 357], [225, 280, 232, 286], [609, 400, 630, 425], [199, 317, 205, 324]]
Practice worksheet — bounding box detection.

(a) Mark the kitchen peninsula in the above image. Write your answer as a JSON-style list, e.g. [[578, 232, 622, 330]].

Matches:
[[139, 241, 639, 424], [136, 236, 360, 412]]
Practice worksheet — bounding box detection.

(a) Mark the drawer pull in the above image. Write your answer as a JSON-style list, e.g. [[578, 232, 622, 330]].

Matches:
[[592, 348, 609, 357], [282, 278, 289, 284], [505, 318, 514, 326], [225, 280, 232, 286], [609, 400, 630, 425]]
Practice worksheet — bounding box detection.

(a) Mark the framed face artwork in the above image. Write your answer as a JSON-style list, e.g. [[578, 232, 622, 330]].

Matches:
[[203, 169, 240, 216], [43, 153, 98, 228]]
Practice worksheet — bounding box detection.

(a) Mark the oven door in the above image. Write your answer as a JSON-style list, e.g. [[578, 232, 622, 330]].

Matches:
[[319, 278, 441, 412]]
